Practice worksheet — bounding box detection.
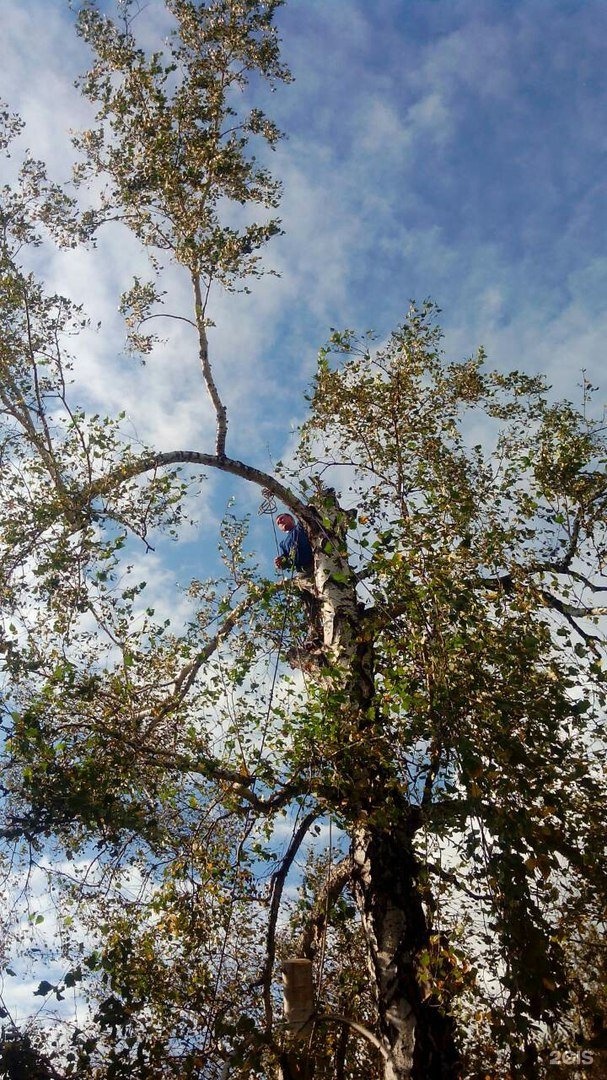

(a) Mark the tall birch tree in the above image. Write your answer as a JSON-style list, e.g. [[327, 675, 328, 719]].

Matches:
[[0, 3, 606, 1078]]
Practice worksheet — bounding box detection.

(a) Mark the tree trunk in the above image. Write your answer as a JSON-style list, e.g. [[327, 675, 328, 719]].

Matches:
[[290, 490, 460, 1077], [301, 490, 461, 1079], [351, 824, 461, 1080]]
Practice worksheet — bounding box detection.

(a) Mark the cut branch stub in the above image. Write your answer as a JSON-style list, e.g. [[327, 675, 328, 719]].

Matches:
[[282, 958, 315, 1039]]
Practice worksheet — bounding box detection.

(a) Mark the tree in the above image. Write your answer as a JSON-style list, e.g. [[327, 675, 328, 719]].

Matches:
[[0, 2, 606, 1077]]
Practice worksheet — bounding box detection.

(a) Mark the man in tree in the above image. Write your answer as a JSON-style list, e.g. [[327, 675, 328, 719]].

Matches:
[[274, 513, 313, 573], [274, 512, 322, 650]]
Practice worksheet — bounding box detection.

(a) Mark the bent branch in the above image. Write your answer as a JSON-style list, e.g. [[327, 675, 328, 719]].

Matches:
[[91, 449, 315, 530]]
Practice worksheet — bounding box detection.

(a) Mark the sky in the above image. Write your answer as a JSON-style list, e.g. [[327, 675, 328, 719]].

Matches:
[[0, 0, 606, 1027], [1, 0, 606, 584]]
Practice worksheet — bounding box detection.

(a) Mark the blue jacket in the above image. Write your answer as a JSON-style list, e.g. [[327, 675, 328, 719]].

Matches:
[[279, 523, 313, 572]]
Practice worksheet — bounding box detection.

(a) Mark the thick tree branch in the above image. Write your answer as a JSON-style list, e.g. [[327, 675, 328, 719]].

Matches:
[[534, 566, 607, 592], [79, 735, 310, 815], [421, 739, 444, 809], [90, 449, 317, 531], [298, 855, 354, 960], [538, 590, 607, 620], [544, 509, 582, 573]]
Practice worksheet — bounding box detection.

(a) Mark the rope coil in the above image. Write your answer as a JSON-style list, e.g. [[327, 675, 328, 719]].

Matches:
[[258, 487, 277, 516]]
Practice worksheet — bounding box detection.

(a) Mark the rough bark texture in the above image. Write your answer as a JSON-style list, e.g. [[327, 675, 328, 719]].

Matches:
[[351, 825, 461, 1080], [300, 489, 461, 1079]]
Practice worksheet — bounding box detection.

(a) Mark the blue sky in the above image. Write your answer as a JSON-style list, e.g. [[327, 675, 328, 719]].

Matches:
[[1, 0, 606, 579]]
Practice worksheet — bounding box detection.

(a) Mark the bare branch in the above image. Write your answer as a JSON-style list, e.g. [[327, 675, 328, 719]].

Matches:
[[315, 1013, 390, 1061], [535, 567, 607, 593], [107, 738, 309, 815], [192, 272, 228, 456], [257, 811, 319, 1034], [539, 592, 607, 619], [539, 589, 606, 653], [425, 860, 489, 903], [90, 449, 317, 531], [548, 509, 582, 573], [142, 584, 283, 736], [421, 740, 444, 809], [139, 312, 198, 330]]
